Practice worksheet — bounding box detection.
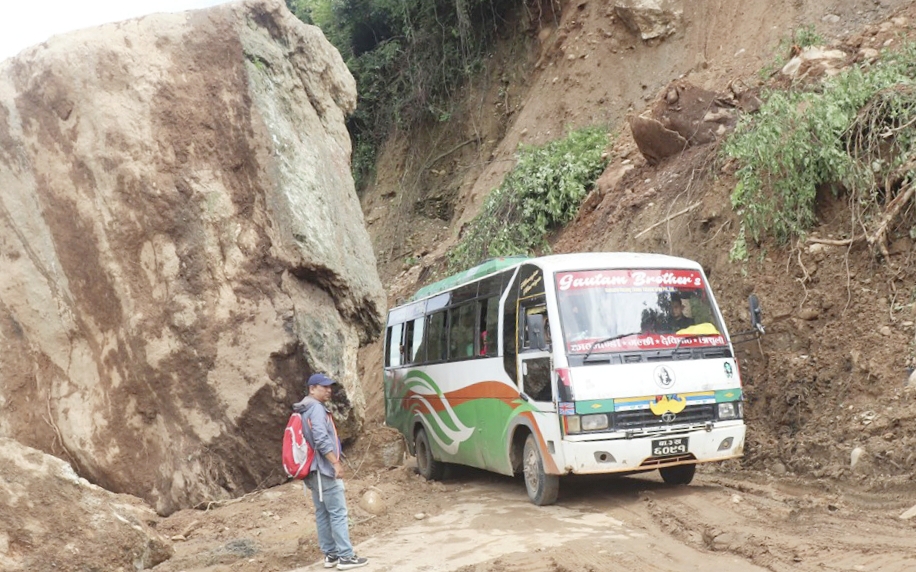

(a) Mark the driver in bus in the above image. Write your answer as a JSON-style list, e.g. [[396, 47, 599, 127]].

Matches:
[[670, 296, 694, 331]]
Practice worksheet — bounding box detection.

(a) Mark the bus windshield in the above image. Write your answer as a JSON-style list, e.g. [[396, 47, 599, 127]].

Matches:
[[555, 268, 727, 354]]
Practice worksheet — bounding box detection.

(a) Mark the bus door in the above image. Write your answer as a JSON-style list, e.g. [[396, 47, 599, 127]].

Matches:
[[518, 301, 555, 411], [515, 298, 563, 477]]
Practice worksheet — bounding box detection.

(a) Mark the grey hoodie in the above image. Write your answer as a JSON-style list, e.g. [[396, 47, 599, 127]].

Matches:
[[292, 395, 340, 479]]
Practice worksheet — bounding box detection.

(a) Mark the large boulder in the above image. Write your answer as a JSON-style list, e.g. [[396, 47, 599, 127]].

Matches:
[[629, 81, 750, 164], [0, 0, 385, 515], [614, 0, 683, 40], [0, 438, 172, 571]]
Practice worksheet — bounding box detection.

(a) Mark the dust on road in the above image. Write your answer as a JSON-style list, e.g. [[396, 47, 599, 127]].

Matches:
[[283, 464, 915, 572]]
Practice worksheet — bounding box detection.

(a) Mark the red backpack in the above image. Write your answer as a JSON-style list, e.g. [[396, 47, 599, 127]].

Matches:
[[282, 412, 314, 479]]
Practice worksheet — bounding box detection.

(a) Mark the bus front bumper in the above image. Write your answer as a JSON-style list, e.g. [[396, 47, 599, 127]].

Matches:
[[560, 423, 746, 475]]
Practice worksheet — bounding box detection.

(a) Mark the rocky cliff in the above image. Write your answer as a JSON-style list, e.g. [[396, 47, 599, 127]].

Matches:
[[0, 0, 385, 515]]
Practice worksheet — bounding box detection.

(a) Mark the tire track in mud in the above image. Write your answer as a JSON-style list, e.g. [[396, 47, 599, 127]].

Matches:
[[288, 468, 913, 572], [645, 473, 916, 572], [291, 471, 768, 572]]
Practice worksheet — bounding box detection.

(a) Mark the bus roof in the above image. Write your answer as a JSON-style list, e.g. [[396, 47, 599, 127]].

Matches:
[[407, 252, 704, 304], [530, 252, 704, 274], [411, 256, 530, 301]]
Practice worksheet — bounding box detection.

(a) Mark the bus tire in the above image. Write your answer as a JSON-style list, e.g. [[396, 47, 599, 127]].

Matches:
[[659, 463, 696, 485], [523, 434, 559, 505], [415, 427, 444, 481]]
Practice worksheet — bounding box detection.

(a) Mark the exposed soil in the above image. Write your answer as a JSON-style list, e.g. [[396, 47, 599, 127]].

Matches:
[[150, 437, 916, 572], [147, 1, 916, 571]]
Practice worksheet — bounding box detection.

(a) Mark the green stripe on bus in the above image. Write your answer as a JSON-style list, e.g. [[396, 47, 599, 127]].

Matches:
[[575, 399, 616, 414], [715, 388, 743, 401]]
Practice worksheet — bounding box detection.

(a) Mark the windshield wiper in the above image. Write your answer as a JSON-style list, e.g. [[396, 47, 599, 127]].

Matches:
[[584, 331, 642, 360]]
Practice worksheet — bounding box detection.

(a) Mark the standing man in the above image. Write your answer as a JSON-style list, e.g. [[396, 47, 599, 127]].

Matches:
[[293, 373, 369, 570]]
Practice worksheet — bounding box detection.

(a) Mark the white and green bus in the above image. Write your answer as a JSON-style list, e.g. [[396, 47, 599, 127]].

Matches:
[[383, 253, 759, 505]]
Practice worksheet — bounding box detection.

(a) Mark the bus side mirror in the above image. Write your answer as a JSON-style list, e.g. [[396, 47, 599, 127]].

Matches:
[[526, 314, 548, 351], [749, 294, 764, 334]]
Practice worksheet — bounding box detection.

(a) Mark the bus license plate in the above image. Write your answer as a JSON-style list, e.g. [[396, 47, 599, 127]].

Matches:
[[652, 437, 688, 457]]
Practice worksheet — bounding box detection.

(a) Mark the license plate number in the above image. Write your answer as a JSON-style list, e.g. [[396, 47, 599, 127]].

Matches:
[[652, 437, 688, 457]]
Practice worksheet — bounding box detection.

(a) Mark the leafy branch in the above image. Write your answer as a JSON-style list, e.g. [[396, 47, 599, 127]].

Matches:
[[448, 126, 610, 271], [724, 42, 916, 256]]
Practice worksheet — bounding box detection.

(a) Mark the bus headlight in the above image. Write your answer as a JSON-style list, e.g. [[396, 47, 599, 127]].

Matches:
[[581, 413, 609, 431], [718, 402, 742, 420], [564, 413, 610, 434], [565, 415, 581, 434]]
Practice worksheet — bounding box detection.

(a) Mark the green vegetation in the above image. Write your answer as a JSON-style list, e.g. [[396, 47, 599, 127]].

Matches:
[[729, 224, 748, 262], [447, 126, 610, 272], [724, 42, 916, 255], [286, 0, 519, 190], [790, 25, 825, 50]]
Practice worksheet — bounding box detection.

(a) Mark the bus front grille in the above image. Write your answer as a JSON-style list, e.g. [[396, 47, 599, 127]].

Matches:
[[612, 404, 716, 431]]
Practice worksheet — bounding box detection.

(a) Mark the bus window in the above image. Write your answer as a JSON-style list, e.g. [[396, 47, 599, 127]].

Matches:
[[521, 302, 549, 351], [479, 296, 500, 357], [522, 356, 552, 402], [502, 271, 520, 382], [387, 323, 403, 367], [402, 321, 414, 364], [555, 268, 726, 353], [408, 318, 425, 364], [384, 326, 393, 367], [426, 311, 449, 363], [449, 303, 477, 360]]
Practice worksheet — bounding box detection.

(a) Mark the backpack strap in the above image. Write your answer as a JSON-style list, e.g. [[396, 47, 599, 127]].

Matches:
[[328, 412, 340, 461]]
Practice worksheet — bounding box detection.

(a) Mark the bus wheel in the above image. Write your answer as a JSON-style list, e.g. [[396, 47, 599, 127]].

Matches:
[[523, 434, 559, 505], [415, 427, 444, 481], [659, 463, 696, 485]]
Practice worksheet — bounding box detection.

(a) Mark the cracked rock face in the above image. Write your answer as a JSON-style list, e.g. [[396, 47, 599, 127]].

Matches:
[[0, 0, 385, 515]]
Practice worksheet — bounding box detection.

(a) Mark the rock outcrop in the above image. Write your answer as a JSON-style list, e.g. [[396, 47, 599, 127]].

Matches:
[[629, 81, 754, 165], [0, 438, 173, 571], [0, 0, 385, 515], [614, 0, 683, 40], [779, 46, 851, 80]]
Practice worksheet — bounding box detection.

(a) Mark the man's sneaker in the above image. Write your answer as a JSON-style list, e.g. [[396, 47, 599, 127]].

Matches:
[[337, 555, 368, 570], [323, 554, 339, 568]]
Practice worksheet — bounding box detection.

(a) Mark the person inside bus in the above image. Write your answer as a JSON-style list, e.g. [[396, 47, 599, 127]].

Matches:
[[670, 296, 694, 331]]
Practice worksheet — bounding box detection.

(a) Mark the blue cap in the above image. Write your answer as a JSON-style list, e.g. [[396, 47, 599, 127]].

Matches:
[[308, 373, 335, 386]]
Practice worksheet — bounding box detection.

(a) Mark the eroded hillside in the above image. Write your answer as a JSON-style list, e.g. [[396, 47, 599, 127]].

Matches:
[[358, 0, 916, 486]]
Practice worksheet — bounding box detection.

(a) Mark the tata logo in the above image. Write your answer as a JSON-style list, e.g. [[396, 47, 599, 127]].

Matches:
[[661, 412, 677, 423], [653, 365, 675, 389]]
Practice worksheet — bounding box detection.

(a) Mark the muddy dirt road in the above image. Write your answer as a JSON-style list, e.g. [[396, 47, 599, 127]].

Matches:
[[286, 465, 916, 572]]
